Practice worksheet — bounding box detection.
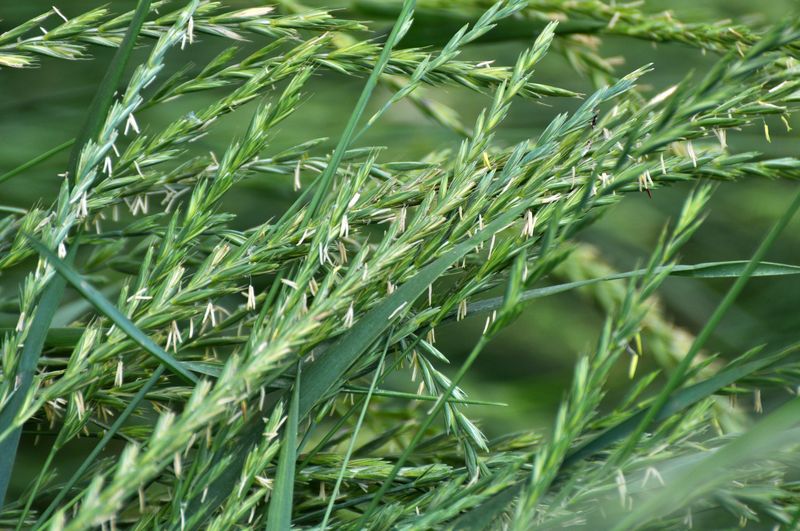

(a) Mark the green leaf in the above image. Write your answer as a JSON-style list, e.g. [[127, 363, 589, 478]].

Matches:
[[463, 260, 800, 318], [343, 386, 507, 406], [358, 244, 531, 525], [565, 341, 800, 466], [353, 0, 608, 47], [181, 185, 532, 527], [0, 0, 153, 507], [7, 255, 795, 352], [266, 366, 301, 530], [450, 484, 522, 531], [321, 352, 387, 529], [298, 199, 530, 420], [0, 254, 69, 506], [302, 0, 416, 222], [669, 260, 800, 277], [26, 236, 198, 385], [0, 139, 74, 187], [0, 327, 90, 349]]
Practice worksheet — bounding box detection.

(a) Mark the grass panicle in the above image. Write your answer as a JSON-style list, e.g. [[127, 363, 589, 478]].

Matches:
[[1, 0, 800, 528]]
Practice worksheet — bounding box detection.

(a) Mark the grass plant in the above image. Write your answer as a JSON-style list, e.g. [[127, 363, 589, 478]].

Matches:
[[1, 0, 800, 528]]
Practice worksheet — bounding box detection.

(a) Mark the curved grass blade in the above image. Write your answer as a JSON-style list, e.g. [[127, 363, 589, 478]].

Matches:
[[464, 260, 800, 318], [0, 247, 71, 506], [354, 0, 608, 48], [33, 365, 166, 528], [26, 236, 197, 385], [0, 327, 94, 349], [298, 199, 529, 419], [0, 206, 27, 215], [185, 197, 531, 526], [358, 333, 495, 526], [302, 0, 416, 223], [669, 260, 800, 277], [451, 484, 522, 531], [64, 2, 151, 187], [343, 386, 507, 406], [0, 0, 153, 508], [321, 351, 386, 529], [467, 204, 800, 522], [4, 256, 792, 352], [299, 344, 412, 466], [564, 340, 800, 465], [358, 249, 528, 525], [266, 366, 301, 530]]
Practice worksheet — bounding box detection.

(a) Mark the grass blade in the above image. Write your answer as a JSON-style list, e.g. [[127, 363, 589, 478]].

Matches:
[[303, 0, 415, 222], [64, 2, 152, 188], [343, 386, 507, 406], [464, 260, 800, 318], [33, 365, 166, 528], [613, 390, 800, 529], [564, 341, 800, 465], [185, 195, 531, 525], [0, 206, 27, 215], [452, 484, 522, 531], [26, 236, 198, 385], [4, 258, 788, 352], [0, 256, 69, 506], [668, 260, 800, 277], [358, 333, 495, 526], [357, 249, 528, 525], [0, 139, 74, 187], [320, 351, 386, 529], [298, 200, 529, 419], [457, 185, 800, 525], [266, 366, 301, 530]]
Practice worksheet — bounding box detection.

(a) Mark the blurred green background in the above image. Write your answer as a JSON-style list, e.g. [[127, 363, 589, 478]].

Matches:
[[1, 0, 799, 447]]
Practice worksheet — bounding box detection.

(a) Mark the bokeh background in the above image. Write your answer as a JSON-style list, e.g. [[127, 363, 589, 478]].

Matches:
[[2, 0, 799, 478]]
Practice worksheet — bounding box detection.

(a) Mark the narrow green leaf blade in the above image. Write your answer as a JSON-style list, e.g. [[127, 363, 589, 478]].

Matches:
[[65, 2, 152, 187], [343, 386, 507, 406], [619, 186, 800, 460], [613, 391, 800, 529], [565, 341, 800, 465], [26, 236, 198, 385], [451, 484, 522, 531], [0, 139, 74, 187], [303, 0, 416, 222], [266, 367, 301, 530], [0, 264, 68, 505], [298, 200, 528, 419], [670, 260, 800, 277], [465, 260, 800, 318], [321, 353, 386, 529]]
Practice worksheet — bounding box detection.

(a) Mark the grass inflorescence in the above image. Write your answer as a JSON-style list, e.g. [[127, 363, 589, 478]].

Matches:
[[1, 0, 800, 528]]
